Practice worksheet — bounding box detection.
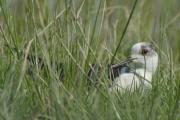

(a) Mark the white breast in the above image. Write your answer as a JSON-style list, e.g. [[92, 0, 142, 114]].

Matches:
[[110, 69, 152, 92]]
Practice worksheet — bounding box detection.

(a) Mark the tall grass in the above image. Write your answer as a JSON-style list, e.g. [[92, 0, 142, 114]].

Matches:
[[0, 0, 180, 119]]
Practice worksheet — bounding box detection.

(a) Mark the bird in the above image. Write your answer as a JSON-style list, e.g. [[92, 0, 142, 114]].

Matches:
[[110, 42, 158, 92]]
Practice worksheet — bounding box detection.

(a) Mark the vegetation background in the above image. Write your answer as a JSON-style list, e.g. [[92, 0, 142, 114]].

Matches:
[[0, 0, 180, 119]]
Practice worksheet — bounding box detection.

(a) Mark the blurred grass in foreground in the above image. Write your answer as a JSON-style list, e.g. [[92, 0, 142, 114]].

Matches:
[[0, 0, 180, 119]]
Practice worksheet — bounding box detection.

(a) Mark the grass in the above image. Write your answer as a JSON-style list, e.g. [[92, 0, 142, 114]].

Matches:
[[0, 0, 180, 119]]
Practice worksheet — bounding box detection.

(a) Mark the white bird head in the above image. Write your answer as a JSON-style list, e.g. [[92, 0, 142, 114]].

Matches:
[[130, 42, 158, 73]]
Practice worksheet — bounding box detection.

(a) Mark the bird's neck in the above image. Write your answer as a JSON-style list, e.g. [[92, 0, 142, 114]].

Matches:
[[135, 68, 152, 81], [133, 54, 158, 74], [144, 55, 158, 74]]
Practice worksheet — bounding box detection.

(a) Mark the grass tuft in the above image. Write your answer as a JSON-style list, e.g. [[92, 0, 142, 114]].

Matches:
[[0, 0, 180, 119]]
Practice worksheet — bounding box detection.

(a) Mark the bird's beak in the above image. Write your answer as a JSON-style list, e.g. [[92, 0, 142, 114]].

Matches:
[[110, 57, 137, 69], [116, 56, 137, 65], [126, 56, 137, 62]]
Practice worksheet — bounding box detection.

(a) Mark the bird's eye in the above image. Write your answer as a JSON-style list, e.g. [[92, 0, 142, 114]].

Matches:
[[141, 48, 149, 55]]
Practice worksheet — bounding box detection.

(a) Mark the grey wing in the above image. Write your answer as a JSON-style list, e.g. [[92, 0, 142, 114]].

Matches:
[[108, 63, 131, 81]]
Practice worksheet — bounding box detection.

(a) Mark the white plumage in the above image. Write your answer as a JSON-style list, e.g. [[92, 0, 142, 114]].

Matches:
[[111, 42, 158, 92]]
